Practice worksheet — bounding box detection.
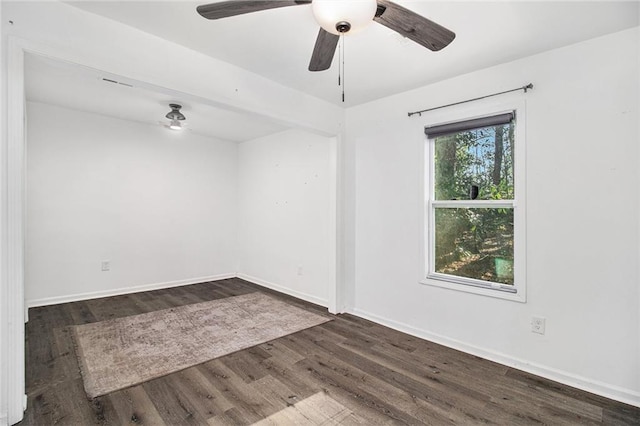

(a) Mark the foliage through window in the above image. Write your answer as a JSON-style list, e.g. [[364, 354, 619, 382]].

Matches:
[[427, 113, 517, 290]]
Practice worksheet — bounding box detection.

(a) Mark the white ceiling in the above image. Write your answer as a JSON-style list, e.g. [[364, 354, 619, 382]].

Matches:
[[23, 1, 639, 142], [25, 53, 289, 142], [66, 0, 639, 107]]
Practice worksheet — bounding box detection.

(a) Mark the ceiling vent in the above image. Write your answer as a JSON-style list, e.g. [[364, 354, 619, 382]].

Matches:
[[101, 77, 133, 88]]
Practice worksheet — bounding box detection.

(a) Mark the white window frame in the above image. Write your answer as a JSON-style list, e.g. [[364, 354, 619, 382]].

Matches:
[[420, 100, 526, 302]]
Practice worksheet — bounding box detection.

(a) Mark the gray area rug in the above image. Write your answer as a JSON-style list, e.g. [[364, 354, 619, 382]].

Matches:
[[71, 292, 331, 398]]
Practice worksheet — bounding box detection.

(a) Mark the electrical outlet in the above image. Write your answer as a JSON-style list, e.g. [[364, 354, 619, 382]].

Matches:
[[531, 317, 546, 334], [101, 260, 111, 272]]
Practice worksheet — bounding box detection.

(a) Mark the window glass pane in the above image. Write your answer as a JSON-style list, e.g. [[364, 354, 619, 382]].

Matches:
[[434, 207, 514, 285], [434, 123, 514, 201]]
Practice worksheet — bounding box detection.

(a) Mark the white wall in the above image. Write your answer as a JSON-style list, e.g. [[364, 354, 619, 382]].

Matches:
[[26, 102, 238, 305], [238, 129, 333, 307], [345, 27, 639, 405]]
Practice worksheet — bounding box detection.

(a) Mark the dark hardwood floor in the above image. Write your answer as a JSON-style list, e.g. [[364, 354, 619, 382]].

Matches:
[[20, 278, 640, 425]]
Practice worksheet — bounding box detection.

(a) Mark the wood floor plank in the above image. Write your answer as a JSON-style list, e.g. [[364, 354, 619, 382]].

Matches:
[[176, 283, 216, 302], [181, 367, 236, 415], [251, 374, 298, 410], [24, 316, 57, 393], [311, 334, 492, 411], [280, 361, 401, 426], [258, 340, 306, 365], [107, 385, 167, 426], [25, 305, 76, 393], [207, 407, 254, 425], [84, 294, 141, 321], [137, 290, 178, 311], [127, 292, 166, 314], [280, 332, 455, 424], [253, 391, 356, 425], [157, 289, 204, 308], [65, 300, 99, 325], [19, 278, 640, 426], [168, 286, 208, 305], [336, 334, 551, 422], [220, 347, 272, 384], [28, 377, 118, 425], [51, 326, 82, 382], [325, 314, 419, 352], [332, 330, 605, 425], [162, 370, 229, 420], [295, 355, 443, 424], [142, 375, 210, 425], [603, 406, 640, 426], [196, 359, 266, 423], [254, 349, 321, 402]]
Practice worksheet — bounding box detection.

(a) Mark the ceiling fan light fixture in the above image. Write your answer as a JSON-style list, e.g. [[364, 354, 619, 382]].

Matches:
[[312, 0, 377, 35]]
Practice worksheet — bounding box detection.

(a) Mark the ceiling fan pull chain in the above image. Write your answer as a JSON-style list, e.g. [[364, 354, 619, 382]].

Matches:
[[338, 35, 341, 87], [341, 34, 345, 103]]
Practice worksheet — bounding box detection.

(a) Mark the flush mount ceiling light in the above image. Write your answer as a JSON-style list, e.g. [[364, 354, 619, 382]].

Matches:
[[165, 103, 185, 130]]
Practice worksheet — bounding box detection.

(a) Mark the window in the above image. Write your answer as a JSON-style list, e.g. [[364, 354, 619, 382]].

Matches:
[[423, 106, 525, 301]]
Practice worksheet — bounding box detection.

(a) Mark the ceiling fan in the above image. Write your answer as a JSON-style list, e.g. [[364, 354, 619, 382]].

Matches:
[[196, 0, 455, 72]]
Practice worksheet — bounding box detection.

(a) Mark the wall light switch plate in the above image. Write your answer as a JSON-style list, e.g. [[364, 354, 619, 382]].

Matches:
[[101, 260, 111, 271]]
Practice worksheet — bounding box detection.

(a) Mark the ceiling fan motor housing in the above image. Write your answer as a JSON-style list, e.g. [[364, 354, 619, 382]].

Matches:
[[335, 21, 351, 33]]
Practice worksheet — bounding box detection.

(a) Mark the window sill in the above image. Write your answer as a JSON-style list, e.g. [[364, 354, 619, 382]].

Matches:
[[419, 276, 526, 303]]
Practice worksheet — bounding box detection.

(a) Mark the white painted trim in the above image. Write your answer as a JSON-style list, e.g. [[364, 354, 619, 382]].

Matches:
[[28, 270, 332, 310], [327, 136, 338, 314], [0, 4, 6, 423], [334, 129, 349, 314], [422, 99, 527, 303], [26, 273, 237, 308], [349, 307, 640, 408], [237, 273, 329, 308], [431, 200, 514, 208], [5, 36, 27, 425]]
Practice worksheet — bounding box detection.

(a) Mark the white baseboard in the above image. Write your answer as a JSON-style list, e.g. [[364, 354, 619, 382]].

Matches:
[[26, 273, 236, 308], [237, 273, 328, 308], [349, 307, 640, 408]]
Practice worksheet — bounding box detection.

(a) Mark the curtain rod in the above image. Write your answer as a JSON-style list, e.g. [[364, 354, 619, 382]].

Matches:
[[407, 83, 534, 117]]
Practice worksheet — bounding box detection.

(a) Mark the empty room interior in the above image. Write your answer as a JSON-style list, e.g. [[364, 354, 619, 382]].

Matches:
[[1, 0, 639, 425]]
